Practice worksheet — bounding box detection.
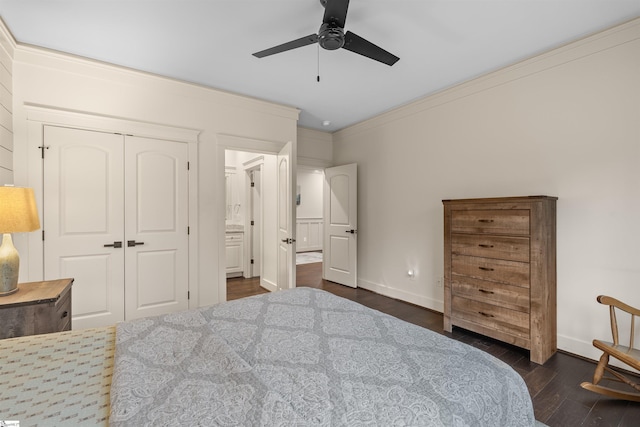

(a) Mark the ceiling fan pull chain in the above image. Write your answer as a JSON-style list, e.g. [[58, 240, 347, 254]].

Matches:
[[317, 44, 321, 82]]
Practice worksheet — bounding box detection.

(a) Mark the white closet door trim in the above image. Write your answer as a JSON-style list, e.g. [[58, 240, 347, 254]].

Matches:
[[25, 103, 199, 143]]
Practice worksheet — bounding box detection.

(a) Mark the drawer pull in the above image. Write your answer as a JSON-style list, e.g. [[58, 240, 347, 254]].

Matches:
[[478, 289, 494, 294], [479, 311, 495, 318], [61, 311, 69, 319], [478, 266, 495, 271], [478, 219, 494, 223], [478, 244, 494, 248]]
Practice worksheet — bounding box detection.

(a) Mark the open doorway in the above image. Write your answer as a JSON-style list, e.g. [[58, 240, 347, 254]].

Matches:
[[225, 163, 325, 299], [295, 167, 324, 267], [224, 150, 272, 296], [217, 135, 296, 304]]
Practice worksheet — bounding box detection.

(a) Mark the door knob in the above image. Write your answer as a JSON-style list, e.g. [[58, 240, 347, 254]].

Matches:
[[345, 229, 357, 234], [127, 240, 145, 247], [104, 241, 122, 248]]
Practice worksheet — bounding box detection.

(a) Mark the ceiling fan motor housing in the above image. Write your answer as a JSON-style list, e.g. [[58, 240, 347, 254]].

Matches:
[[318, 22, 345, 50]]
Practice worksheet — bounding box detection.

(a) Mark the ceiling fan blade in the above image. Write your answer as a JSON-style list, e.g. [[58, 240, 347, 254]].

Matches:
[[253, 34, 319, 58], [322, 0, 350, 28], [343, 31, 399, 66]]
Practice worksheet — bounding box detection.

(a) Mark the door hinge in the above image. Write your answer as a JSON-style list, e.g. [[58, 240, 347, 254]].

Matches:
[[188, 291, 190, 300], [187, 161, 190, 170], [38, 145, 49, 159], [42, 230, 45, 241], [250, 259, 254, 264], [187, 226, 190, 235], [250, 182, 255, 187], [251, 220, 254, 226]]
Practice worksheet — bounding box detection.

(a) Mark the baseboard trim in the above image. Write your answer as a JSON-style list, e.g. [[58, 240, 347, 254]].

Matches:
[[557, 333, 640, 374], [260, 278, 277, 293], [357, 278, 444, 313]]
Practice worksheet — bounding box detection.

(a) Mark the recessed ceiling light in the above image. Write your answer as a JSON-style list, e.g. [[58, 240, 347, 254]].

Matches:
[[322, 120, 331, 127]]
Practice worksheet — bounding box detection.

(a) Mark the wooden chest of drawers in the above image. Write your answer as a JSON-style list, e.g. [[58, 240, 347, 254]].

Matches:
[[443, 196, 557, 364], [0, 278, 73, 339]]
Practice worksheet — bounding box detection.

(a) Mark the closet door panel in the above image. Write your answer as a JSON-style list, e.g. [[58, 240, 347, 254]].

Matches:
[[136, 249, 179, 306], [124, 136, 189, 320], [43, 126, 125, 329]]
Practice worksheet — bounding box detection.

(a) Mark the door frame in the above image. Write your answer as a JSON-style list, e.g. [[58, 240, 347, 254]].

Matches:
[[217, 134, 296, 303], [24, 105, 200, 306]]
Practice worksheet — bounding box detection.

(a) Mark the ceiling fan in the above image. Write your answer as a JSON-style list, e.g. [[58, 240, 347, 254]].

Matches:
[[252, 0, 399, 66]]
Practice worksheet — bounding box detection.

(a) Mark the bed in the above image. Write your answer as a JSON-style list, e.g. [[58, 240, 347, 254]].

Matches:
[[1, 287, 536, 426]]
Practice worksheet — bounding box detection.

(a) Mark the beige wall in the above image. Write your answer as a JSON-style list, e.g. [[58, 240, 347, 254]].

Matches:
[[6, 30, 316, 308], [0, 20, 13, 185], [333, 18, 640, 362], [297, 127, 333, 168], [296, 169, 324, 219]]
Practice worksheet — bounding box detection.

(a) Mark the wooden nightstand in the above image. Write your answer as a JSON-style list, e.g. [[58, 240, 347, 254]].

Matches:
[[0, 278, 73, 339]]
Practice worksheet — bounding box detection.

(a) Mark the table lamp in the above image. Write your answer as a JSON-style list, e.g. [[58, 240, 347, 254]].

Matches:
[[0, 186, 40, 296]]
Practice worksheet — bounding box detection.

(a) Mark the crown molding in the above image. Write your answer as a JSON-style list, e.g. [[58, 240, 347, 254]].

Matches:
[[0, 17, 17, 59]]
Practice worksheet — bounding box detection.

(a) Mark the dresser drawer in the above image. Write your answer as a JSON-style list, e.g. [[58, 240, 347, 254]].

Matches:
[[451, 295, 530, 340], [451, 209, 530, 235], [452, 254, 529, 287], [451, 234, 529, 262], [451, 276, 530, 312]]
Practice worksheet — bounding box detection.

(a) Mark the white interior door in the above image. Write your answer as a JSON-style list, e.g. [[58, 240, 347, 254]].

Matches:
[[124, 136, 189, 320], [323, 163, 358, 287], [277, 141, 296, 290], [43, 126, 125, 329]]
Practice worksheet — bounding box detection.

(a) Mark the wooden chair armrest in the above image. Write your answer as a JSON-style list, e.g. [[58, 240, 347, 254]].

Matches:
[[597, 295, 640, 317]]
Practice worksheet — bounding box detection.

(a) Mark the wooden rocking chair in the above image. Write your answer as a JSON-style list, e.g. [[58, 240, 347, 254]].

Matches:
[[580, 295, 640, 402]]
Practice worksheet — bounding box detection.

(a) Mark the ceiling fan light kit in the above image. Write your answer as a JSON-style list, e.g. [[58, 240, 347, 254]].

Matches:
[[252, 0, 399, 66]]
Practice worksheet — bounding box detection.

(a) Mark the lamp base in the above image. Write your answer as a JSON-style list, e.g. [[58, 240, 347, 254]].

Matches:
[[0, 286, 18, 296], [0, 233, 20, 297]]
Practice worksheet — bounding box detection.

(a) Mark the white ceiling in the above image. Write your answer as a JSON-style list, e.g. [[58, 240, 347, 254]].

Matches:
[[1, 1, 639, 132]]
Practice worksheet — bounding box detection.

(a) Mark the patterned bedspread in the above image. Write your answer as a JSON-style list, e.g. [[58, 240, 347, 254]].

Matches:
[[110, 288, 535, 426], [0, 326, 114, 426]]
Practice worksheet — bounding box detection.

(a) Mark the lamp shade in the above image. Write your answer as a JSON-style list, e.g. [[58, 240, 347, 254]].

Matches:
[[0, 187, 41, 233]]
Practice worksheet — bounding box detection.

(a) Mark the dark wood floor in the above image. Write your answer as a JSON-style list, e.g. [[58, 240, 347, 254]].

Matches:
[[227, 262, 640, 426]]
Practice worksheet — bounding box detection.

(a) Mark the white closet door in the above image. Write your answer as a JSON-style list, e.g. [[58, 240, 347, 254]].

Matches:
[[43, 126, 125, 329], [124, 136, 189, 320]]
